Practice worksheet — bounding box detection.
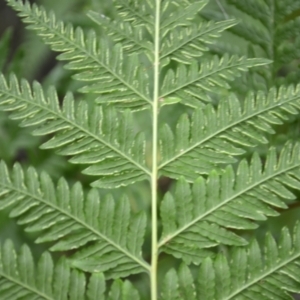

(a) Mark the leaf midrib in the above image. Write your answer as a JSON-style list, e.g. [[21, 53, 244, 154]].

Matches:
[[116, 0, 154, 27], [158, 159, 300, 247], [0, 181, 151, 272], [0, 272, 53, 300], [224, 249, 300, 299], [158, 94, 300, 170], [160, 56, 249, 98], [161, 20, 235, 59], [96, 17, 153, 53], [0, 87, 151, 177], [19, 4, 153, 106]]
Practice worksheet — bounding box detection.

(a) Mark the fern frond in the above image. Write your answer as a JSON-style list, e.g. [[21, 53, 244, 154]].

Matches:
[[218, 0, 300, 86], [160, 0, 208, 33], [159, 84, 300, 181], [156, 0, 236, 66], [7, 0, 270, 109], [0, 74, 150, 188], [88, 0, 235, 67], [0, 161, 149, 278], [112, 0, 154, 29], [161, 224, 300, 299], [225, 0, 271, 50], [202, 225, 300, 299], [6, 0, 152, 110], [225, 0, 270, 28], [161, 264, 197, 300], [160, 19, 237, 66], [159, 1, 237, 66], [160, 54, 269, 107], [0, 240, 141, 299], [159, 142, 300, 264], [87, 11, 152, 55]]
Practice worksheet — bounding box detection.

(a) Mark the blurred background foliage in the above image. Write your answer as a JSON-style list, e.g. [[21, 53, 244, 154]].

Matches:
[[0, 0, 300, 298]]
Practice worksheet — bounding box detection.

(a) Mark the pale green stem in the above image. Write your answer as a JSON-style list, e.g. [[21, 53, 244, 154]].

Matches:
[[151, 0, 161, 299]]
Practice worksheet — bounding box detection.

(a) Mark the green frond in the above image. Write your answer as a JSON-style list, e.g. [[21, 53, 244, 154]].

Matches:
[[225, 0, 270, 29], [6, 0, 152, 110], [219, 0, 300, 86], [6, 0, 270, 109], [112, 0, 154, 29], [160, 19, 237, 66], [160, 54, 269, 107], [161, 264, 196, 300], [0, 240, 141, 299], [0, 161, 149, 278], [158, 0, 231, 65], [88, 0, 235, 67], [0, 74, 150, 188], [160, 0, 208, 34], [200, 224, 300, 299], [3, 0, 300, 297], [159, 0, 237, 66], [159, 142, 300, 264], [226, 0, 271, 47], [159, 84, 300, 181], [161, 224, 300, 299], [87, 11, 152, 56], [108, 279, 141, 300]]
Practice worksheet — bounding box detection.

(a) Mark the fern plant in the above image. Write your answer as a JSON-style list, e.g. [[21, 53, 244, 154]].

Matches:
[[201, 0, 300, 93], [1, 0, 300, 299]]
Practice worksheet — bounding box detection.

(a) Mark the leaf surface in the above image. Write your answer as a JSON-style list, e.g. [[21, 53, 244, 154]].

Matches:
[[0, 161, 149, 278]]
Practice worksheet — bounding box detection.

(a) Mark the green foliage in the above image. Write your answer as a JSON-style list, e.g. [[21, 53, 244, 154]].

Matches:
[[162, 223, 300, 299], [201, 0, 300, 91], [0, 75, 149, 188], [160, 142, 300, 265], [0, 160, 149, 278], [0, 0, 300, 299], [0, 240, 140, 299], [159, 86, 300, 180]]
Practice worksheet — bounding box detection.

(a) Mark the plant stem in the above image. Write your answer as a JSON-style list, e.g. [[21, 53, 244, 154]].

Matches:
[[151, 0, 161, 299]]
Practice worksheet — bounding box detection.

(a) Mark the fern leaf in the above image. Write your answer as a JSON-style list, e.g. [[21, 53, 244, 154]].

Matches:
[[158, 0, 231, 64], [6, 0, 152, 110], [198, 224, 300, 299], [88, 0, 235, 66], [226, 0, 271, 51], [160, 0, 207, 34], [159, 84, 300, 181], [161, 263, 196, 300], [159, 142, 300, 264], [108, 279, 141, 300], [160, 19, 237, 66], [0, 161, 149, 278], [161, 224, 300, 299], [0, 240, 141, 299], [112, 0, 154, 29], [160, 54, 269, 107], [87, 11, 152, 56], [213, 0, 300, 87], [8, 0, 269, 109], [6, 0, 270, 109], [159, 0, 237, 66], [0, 74, 150, 188], [227, 0, 270, 29]]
